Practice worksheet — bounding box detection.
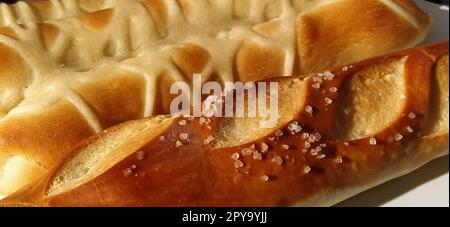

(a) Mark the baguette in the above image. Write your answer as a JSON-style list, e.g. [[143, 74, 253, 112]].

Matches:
[[0, 0, 433, 195], [1, 42, 448, 206]]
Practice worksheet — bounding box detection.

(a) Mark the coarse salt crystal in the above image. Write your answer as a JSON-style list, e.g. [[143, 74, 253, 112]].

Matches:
[[325, 97, 333, 105], [234, 160, 244, 168], [179, 133, 189, 140], [395, 133, 403, 141], [260, 143, 269, 153], [178, 120, 187, 126], [303, 166, 311, 174]]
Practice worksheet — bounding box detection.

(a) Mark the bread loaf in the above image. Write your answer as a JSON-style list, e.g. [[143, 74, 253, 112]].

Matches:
[[1, 42, 448, 206], [0, 0, 432, 195]]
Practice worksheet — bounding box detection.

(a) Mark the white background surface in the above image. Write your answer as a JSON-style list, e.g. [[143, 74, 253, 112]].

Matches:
[[336, 0, 449, 207]]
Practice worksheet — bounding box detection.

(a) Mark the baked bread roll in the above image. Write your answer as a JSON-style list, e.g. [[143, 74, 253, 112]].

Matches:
[[0, 0, 432, 195], [1, 42, 448, 206]]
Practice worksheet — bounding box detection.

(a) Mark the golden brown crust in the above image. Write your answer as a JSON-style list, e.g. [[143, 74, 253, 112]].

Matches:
[[0, 99, 96, 195], [72, 73, 147, 128], [0, 0, 434, 196], [81, 8, 114, 31], [0, 100, 96, 165], [296, 0, 430, 74], [0, 0, 113, 27], [142, 0, 167, 29], [0, 27, 17, 39], [236, 41, 286, 82], [393, 0, 433, 28], [37, 23, 60, 50], [172, 43, 211, 81], [0, 42, 31, 118], [2, 42, 447, 206]]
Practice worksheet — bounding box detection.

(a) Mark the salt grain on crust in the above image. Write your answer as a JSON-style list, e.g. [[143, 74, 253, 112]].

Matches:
[[395, 133, 403, 141], [231, 153, 240, 160], [344, 108, 351, 115], [122, 165, 136, 177], [122, 168, 133, 177], [303, 166, 311, 174], [310, 149, 319, 156], [308, 134, 316, 143], [335, 156, 343, 163], [234, 160, 244, 168], [313, 77, 324, 83], [288, 121, 302, 134], [136, 151, 146, 160], [242, 148, 253, 156], [406, 126, 414, 133], [178, 120, 187, 126], [203, 135, 215, 144], [314, 133, 322, 141], [253, 152, 263, 160], [323, 71, 335, 80], [312, 83, 321, 89], [302, 133, 310, 139], [260, 143, 269, 153], [275, 130, 284, 137], [304, 141, 311, 149], [271, 156, 283, 166], [179, 133, 189, 140], [305, 106, 314, 115], [329, 87, 338, 93]]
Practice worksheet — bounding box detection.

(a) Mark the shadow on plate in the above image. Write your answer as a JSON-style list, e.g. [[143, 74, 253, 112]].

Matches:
[[335, 155, 449, 207]]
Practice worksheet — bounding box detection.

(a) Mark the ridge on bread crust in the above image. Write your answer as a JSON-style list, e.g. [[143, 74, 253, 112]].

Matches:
[[0, 0, 121, 27], [1, 42, 448, 206], [0, 0, 432, 195]]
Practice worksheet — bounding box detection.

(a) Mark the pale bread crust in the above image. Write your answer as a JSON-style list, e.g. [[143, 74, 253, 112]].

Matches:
[[0, 0, 117, 27]]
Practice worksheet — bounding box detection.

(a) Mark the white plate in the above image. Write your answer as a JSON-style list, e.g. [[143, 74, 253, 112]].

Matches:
[[337, 0, 449, 207]]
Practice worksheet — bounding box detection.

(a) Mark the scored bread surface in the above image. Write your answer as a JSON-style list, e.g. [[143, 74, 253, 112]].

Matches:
[[0, 42, 448, 206], [0, 0, 432, 195]]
